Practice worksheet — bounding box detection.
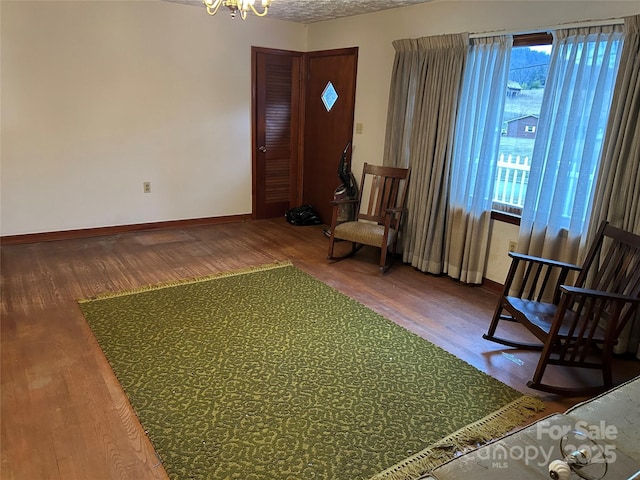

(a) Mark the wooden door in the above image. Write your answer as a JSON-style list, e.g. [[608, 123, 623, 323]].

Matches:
[[252, 48, 302, 219], [302, 48, 358, 224]]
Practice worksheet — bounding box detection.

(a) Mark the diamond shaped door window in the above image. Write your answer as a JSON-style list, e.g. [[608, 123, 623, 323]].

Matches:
[[321, 81, 338, 112]]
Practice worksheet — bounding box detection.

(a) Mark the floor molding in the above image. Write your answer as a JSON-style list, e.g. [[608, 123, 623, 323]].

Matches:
[[0, 214, 252, 245], [482, 277, 504, 294]]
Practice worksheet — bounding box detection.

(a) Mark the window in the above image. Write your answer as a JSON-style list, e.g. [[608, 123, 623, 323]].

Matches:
[[321, 81, 338, 112], [492, 33, 552, 217]]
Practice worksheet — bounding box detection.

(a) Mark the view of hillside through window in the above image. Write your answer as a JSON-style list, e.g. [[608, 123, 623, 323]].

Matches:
[[493, 44, 551, 214]]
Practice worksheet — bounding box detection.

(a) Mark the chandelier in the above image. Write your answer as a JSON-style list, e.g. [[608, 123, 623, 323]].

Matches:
[[203, 0, 272, 19]]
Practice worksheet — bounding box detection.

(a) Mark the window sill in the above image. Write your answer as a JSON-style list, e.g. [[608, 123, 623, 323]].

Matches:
[[491, 210, 521, 226]]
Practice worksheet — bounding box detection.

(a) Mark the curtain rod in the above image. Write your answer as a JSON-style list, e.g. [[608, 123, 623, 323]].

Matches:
[[469, 17, 624, 39]]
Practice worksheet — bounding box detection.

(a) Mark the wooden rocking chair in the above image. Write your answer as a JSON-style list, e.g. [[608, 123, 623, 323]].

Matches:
[[483, 221, 640, 395], [327, 163, 410, 273]]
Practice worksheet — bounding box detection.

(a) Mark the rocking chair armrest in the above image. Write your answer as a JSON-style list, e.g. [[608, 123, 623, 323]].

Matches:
[[383, 207, 407, 231], [508, 252, 582, 271], [560, 285, 640, 304], [328, 198, 360, 230], [384, 207, 405, 214]]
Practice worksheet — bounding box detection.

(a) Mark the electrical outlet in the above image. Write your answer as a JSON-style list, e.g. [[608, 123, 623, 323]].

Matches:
[[508, 241, 517, 253], [143, 182, 151, 193]]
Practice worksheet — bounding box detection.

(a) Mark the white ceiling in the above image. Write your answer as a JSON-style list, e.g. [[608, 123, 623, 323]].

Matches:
[[164, 0, 433, 24]]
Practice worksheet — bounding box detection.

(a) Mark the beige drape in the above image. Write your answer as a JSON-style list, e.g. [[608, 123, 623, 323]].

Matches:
[[383, 33, 468, 273], [587, 14, 640, 356]]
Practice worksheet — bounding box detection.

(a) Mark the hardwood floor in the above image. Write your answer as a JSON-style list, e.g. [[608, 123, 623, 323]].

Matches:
[[2, 218, 639, 480]]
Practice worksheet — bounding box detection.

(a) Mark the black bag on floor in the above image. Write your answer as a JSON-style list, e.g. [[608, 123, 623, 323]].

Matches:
[[285, 204, 322, 226]]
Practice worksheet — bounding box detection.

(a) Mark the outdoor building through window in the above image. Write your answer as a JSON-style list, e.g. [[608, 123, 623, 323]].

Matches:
[[492, 33, 552, 216]]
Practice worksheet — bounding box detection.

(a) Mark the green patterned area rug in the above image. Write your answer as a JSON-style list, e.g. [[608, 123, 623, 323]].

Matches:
[[78, 262, 544, 480]]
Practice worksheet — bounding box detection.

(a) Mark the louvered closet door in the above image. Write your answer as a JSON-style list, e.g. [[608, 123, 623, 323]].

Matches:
[[253, 49, 302, 219]]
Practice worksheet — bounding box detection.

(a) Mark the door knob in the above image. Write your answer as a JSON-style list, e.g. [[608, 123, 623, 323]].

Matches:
[[259, 145, 267, 153]]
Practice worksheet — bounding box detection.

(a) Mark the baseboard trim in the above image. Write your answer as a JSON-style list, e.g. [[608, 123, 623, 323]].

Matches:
[[482, 277, 504, 294], [0, 214, 252, 246]]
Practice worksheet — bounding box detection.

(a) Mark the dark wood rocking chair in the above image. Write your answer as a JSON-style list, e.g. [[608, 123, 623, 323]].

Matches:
[[327, 163, 411, 273], [483, 221, 640, 395]]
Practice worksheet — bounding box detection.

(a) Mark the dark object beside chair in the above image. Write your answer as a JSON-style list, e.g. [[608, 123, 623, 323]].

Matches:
[[483, 221, 640, 395], [285, 204, 322, 226], [327, 163, 410, 273]]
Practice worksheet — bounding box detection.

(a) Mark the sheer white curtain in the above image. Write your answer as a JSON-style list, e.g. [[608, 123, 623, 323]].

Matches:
[[444, 35, 512, 284], [518, 25, 624, 265]]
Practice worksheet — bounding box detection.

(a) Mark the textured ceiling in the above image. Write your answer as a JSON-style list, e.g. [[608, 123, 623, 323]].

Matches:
[[164, 0, 433, 24]]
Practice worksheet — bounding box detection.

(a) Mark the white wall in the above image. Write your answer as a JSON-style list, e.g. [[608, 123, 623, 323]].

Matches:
[[306, 0, 640, 282], [0, 0, 306, 235]]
